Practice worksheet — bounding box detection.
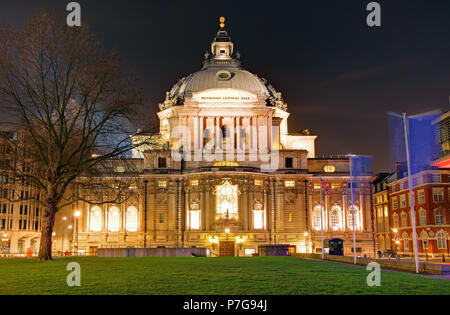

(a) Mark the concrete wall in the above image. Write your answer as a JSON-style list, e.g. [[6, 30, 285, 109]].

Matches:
[[97, 248, 208, 258], [293, 253, 447, 275]]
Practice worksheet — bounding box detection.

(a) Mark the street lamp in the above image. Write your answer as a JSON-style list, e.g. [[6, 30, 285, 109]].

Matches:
[[236, 236, 245, 256], [208, 236, 219, 251]]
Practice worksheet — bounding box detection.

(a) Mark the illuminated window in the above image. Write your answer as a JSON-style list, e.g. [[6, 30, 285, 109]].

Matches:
[[330, 206, 341, 230], [288, 213, 293, 223], [312, 206, 323, 231], [190, 180, 199, 187], [253, 210, 264, 230], [189, 210, 200, 230], [324, 165, 336, 173], [213, 161, 240, 167], [90, 207, 102, 232], [244, 248, 256, 256], [158, 181, 167, 188], [284, 181, 295, 188], [129, 183, 138, 190], [331, 183, 341, 189], [114, 166, 125, 173], [254, 180, 263, 186], [126, 207, 138, 232], [347, 206, 360, 230], [314, 183, 321, 190], [108, 207, 120, 232], [216, 181, 239, 220]]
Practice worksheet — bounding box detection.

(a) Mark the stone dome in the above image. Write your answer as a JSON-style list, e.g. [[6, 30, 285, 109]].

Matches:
[[160, 24, 287, 111]]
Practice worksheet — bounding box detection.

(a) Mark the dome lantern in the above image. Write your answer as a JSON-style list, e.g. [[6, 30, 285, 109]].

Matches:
[[211, 17, 234, 60]]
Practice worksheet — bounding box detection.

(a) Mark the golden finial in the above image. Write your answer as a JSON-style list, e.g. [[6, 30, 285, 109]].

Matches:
[[219, 17, 226, 29]]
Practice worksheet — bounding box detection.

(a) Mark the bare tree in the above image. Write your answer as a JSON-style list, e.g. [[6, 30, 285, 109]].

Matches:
[[0, 13, 144, 260]]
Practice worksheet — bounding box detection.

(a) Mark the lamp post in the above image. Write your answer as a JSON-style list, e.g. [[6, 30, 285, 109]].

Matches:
[[74, 211, 81, 255]]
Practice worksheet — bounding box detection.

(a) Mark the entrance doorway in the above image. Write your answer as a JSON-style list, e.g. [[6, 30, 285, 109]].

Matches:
[[219, 241, 235, 257]]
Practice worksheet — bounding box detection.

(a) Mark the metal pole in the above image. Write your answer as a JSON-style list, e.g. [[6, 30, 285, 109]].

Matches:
[[320, 177, 324, 260], [350, 156, 357, 265], [403, 113, 420, 274], [76, 216, 79, 256]]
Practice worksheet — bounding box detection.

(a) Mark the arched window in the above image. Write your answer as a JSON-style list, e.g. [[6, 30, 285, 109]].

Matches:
[[312, 206, 323, 231], [90, 207, 102, 232], [347, 206, 360, 230], [330, 206, 341, 230], [421, 231, 429, 250], [403, 233, 410, 252], [435, 209, 445, 225], [108, 207, 120, 232], [126, 207, 138, 232], [393, 213, 399, 228], [216, 181, 239, 220], [419, 208, 427, 226], [437, 232, 447, 250], [401, 212, 408, 227]]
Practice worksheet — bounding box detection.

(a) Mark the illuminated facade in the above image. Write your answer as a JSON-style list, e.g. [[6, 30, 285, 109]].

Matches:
[[54, 19, 375, 256]]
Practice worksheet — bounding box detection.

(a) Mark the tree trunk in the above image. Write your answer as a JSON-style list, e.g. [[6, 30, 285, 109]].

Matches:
[[38, 191, 58, 261]]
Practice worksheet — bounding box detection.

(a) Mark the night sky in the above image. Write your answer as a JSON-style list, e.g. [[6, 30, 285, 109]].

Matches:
[[1, 0, 449, 172]]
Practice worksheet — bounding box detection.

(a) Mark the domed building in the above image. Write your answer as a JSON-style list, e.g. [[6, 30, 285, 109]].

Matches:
[[58, 19, 375, 257]]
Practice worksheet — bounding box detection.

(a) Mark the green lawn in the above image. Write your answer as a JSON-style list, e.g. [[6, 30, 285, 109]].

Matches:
[[0, 257, 449, 295]]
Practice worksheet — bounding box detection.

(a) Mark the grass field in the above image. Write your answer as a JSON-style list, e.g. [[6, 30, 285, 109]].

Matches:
[[0, 257, 449, 295]]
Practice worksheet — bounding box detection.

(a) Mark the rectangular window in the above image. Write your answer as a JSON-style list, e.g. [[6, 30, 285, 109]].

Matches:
[[331, 183, 341, 189], [288, 213, 293, 223], [159, 214, 164, 224], [244, 248, 256, 256], [284, 181, 295, 188], [254, 180, 263, 186], [158, 181, 167, 188], [400, 195, 406, 208], [253, 210, 264, 230], [189, 210, 200, 230], [432, 188, 444, 203], [190, 180, 199, 187], [432, 174, 441, 183], [417, 190, 425, 204], [285, 158, 293, 168], [314, 183, 321, 190], [392, 198, 398, 210], [158, 157, 167, 169], [114, 166, 125, 173], [0, 219, 5, 229]]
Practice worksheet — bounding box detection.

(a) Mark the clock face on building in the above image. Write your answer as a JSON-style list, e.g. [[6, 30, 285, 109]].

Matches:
[[216, 70, 232, 81]]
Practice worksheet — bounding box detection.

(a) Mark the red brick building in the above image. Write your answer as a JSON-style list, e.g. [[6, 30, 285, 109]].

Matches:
[[386, 170, 449, 257]]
